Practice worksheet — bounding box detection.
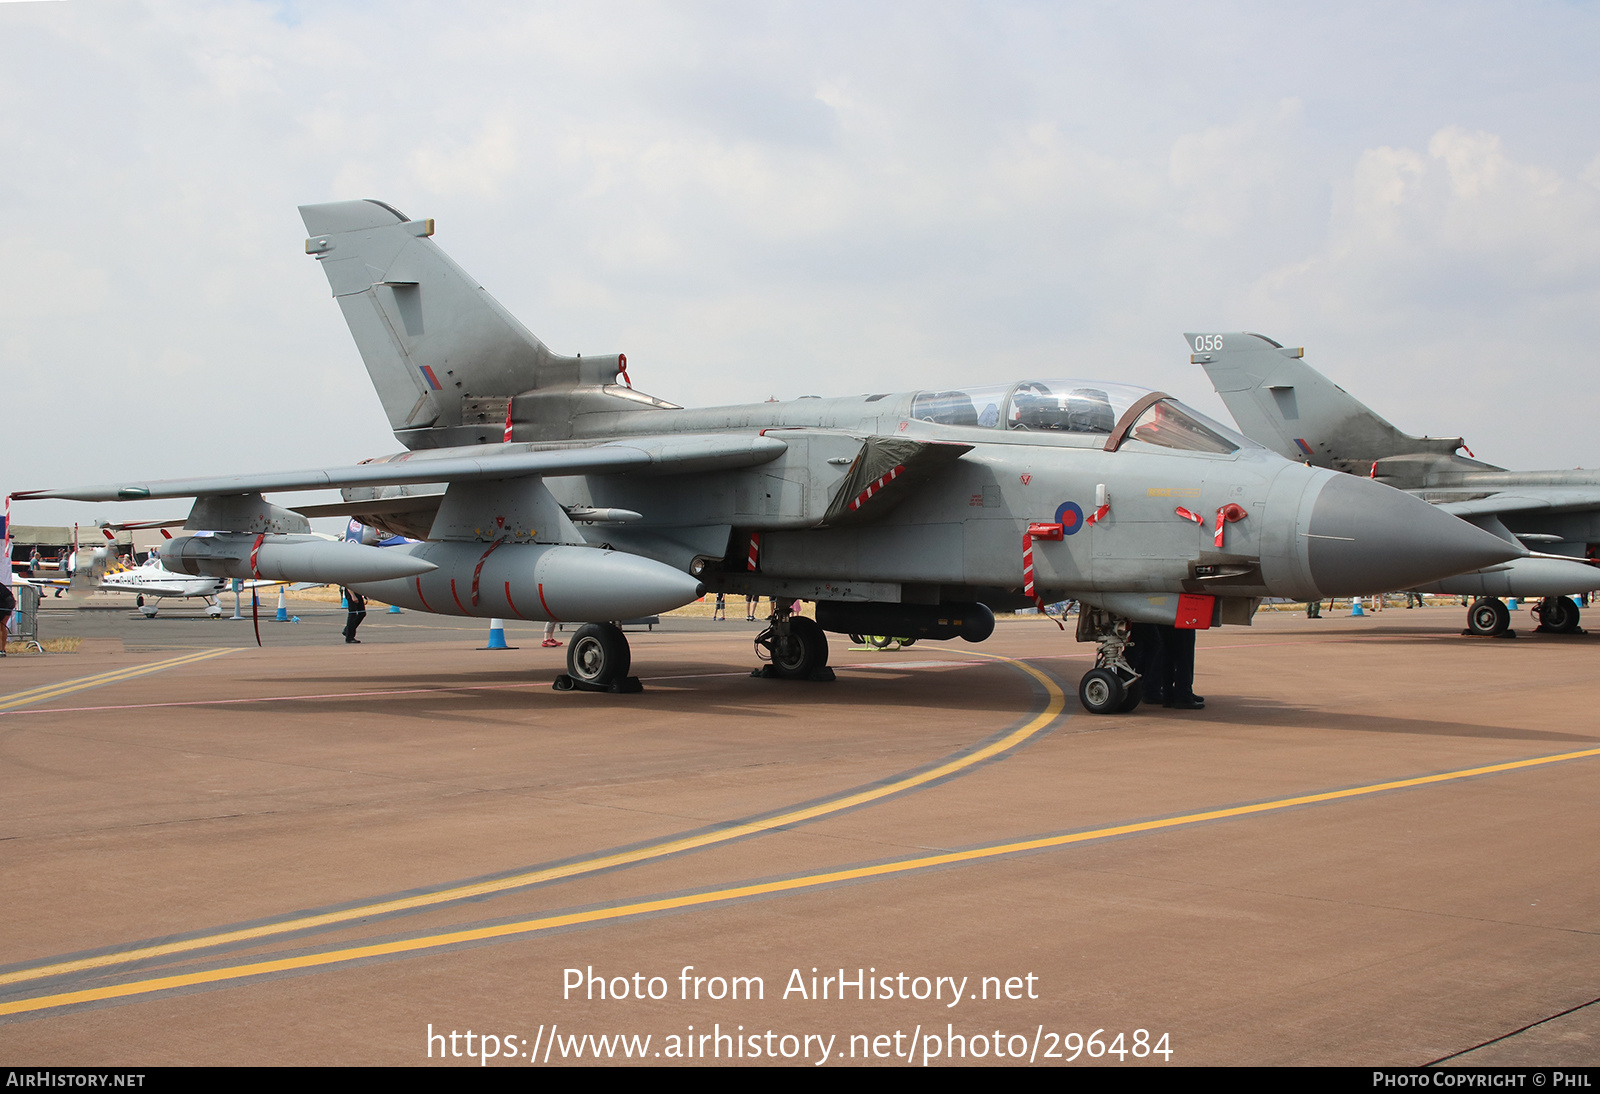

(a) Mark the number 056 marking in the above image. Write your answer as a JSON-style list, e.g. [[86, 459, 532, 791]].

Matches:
[[1193, 334, 1224, 352]]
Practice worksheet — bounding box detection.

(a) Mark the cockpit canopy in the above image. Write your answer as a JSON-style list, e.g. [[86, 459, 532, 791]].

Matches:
[[908, 379, 1256, 455]]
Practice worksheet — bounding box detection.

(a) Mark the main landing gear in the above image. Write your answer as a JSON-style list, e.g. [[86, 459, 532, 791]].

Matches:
[[1465, 596, 1584, 637], [1076, 607, 1143, 715], [1465, 597, 1513, 637], [552, 622, 643, 693], [753, 606, 835, 682], [1535, 596, 1584, 634]]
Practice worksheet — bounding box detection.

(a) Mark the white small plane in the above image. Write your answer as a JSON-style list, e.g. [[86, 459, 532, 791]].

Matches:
[[100, 555, 229, 617]]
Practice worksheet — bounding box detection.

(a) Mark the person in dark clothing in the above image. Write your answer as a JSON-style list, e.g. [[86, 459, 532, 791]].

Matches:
[[1126, 622, 1169, 705], [342, 587, 367, 643], [1159, 624, 1203, 709], [0, 580, 13, 656]]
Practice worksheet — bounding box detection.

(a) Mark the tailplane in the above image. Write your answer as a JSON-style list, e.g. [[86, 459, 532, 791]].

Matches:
[[300, 200, 674, 448]]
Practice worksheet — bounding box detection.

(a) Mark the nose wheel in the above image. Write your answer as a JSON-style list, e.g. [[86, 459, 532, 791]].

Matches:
[[1078, 667, 1144, 714], [1075, 608, 1143, 714]]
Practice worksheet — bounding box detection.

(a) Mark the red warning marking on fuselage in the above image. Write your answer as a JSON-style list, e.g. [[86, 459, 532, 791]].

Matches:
[[848, 464, 906, 511], [1214, 503, 1248, 548], [415, 576, 433, 612], [470, 539, 504, 607], [449, 579, 469, 614], [536, 581, 560, 622], [504, 581, 526, 620]]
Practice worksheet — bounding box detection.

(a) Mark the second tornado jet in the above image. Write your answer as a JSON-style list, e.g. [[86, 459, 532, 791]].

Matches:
[[18, 201, 1522, 712], [1190, 331, 1600, 637]]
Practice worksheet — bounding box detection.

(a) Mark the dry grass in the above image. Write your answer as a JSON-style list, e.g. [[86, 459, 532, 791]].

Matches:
[[667, 596, 775, 618], [8, 636, 83, 655]]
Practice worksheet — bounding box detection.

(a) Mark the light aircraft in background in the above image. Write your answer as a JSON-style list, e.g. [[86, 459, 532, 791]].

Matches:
[[18, 201, 1524, 713], [1190, 332, 1600, 637], [100, 555, 229, 617], [30, 523, 296, 618]]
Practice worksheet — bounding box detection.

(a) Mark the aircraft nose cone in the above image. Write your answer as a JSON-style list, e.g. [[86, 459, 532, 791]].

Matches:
[[1305, 475, 1522, 597]]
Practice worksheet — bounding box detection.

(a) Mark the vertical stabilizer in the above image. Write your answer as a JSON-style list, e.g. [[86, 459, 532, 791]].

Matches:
[[300, 200, 646, 448], [1186, 332, 1468, 478]]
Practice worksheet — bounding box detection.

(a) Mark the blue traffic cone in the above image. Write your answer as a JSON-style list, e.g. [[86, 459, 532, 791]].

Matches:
[[486, 618, 509, 650], [388, 604, 401, 614], [1351, 597, 1365, 616], [275, 587, 288, 622]]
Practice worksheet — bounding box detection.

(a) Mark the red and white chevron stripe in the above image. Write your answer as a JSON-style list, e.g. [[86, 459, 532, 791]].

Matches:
[[847, 464, 906, 512]]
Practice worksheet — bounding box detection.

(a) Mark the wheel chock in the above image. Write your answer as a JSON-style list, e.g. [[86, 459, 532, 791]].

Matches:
[[749, 665, 835, 681], [552, 673, 643, 693]]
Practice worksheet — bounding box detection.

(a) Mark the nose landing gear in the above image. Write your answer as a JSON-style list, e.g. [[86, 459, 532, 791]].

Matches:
[[1076, 608, 1142, 715]]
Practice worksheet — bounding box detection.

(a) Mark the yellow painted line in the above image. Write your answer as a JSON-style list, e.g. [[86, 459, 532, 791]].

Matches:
[[6, 742, 1598, 1019], [0, 654, 1065, 989], [0, 648, 239, 713]]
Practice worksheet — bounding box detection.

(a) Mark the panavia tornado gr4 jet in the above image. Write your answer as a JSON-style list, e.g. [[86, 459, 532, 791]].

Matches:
[[17, 202, 1522, 713], [1190, 332, 1600, 638]]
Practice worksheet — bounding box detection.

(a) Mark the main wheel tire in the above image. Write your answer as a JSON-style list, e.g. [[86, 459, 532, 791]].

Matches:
[[567, 623, 631, 687], [1116, 677, 1144, 713], [1538, 596, 1582, 633], [1467, 598, 1510, 636], [868, 635, 894, 649], [1078, 668, 1126, 715], [772, 617, 828, 679]]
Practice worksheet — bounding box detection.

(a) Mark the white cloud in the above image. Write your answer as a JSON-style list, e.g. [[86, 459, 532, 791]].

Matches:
[[5, 1, 1600, 526]]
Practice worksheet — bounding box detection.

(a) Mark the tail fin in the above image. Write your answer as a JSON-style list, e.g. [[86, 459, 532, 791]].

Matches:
[[1186, 332, 1474, 479], [300, 200, 652, 448], [69, 545, 110, 593]]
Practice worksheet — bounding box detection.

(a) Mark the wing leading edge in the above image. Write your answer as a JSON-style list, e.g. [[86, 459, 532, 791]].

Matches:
[[16, 434, 789, 503]]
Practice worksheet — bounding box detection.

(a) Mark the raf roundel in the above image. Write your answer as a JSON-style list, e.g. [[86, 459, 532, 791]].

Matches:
[[1055, 501, 1085, 535]]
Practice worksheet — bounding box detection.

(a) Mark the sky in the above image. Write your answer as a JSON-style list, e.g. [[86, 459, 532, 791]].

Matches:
[[4, 0, 1599, 528]]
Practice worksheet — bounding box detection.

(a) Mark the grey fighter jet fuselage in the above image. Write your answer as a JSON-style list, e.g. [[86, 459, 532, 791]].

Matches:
[[15, 203, 1523, 713], [1191, 331, 1600, 637]]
